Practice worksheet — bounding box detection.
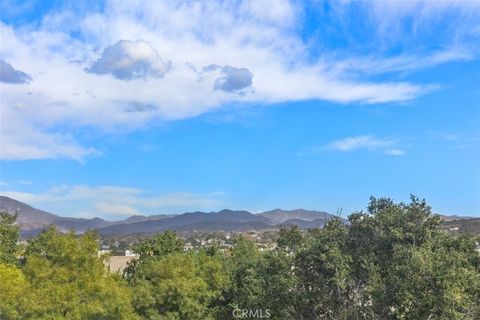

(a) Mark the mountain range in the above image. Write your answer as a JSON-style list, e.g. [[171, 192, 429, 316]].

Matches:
[[0, 196, 337, 236]]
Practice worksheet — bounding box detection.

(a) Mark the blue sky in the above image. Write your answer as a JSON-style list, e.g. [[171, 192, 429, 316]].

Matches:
[[0, 0, 479, 220]]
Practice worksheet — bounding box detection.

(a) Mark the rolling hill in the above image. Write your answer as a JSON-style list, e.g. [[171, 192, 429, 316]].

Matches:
[[260, 209, 335, 224], [96, 209, 275, 235], [0, 196, 174, 234], [440, 218, 480, 235], [0, 196, 113, 234], [0, 196, 340, 236], [2, 196, 477, 236]]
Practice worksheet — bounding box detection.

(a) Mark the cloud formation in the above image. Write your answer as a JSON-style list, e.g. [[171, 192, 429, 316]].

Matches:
[[95, 203, 140, 216], [124, 101, 158, 113], [0, 59, 31, 84], [0, 118, 96, 161], [0, 0, 478, 160], [204, 65, 253, 92], [87, 40, 171, 80], [326, 135, 406, 156]]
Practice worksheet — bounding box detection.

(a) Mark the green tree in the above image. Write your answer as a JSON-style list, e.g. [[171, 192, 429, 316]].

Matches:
[[125, 231, 185, 279], [130, 252, 227, 320], [0, 263, 31, 319], [221, 237, 263, 314], [0, 211, 20, 265], [22, 227, 139, 320], [358, 196, 480, 319], [216, 237, 296, 320], [294, 196, 480, 319], [256, 250, 296, 319], [366, 230, 480, 319], [277, 225, 304, 253], [295, 218, 352, 319], [2, 196, 478, 320], [134, 231, 185, 258]]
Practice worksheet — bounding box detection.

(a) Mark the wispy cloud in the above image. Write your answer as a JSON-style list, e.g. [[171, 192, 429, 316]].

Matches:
[[341, 0, 480, 47], [427, 131, 479, 149], [0, 0, 478, 160], [384, 149, 406, 156], [327, 48, 473, 77], [95, 203, 141, 216], [325, 135, 406, 156], [0, 109, 97, 161]]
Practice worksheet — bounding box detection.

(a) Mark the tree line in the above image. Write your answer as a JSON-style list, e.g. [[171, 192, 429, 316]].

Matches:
[[1, 196, 479, 319]]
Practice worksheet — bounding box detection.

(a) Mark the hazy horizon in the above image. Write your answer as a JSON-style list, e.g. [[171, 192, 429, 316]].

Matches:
[[1, 191, 477, 222]]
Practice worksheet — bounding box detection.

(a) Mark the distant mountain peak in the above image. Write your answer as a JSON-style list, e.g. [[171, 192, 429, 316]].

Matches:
[[0, 195, 111, 236], [1, 196, 340, 237]]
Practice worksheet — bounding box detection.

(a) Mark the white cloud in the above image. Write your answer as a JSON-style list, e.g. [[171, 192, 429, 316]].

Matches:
[[338, 0, 480, 45], [240, 0, 296, 27], [95, 203, 140, 216], [0, 59, 31, 83], [0, 106, 96, 161], [384, 149, 406, 156], [0, 184, 228, 219], [0, 129, 96, 161], [427, 131, 479, 149], [124, 101, 158, 113], [326, 135, 406, 156], [327, 135, 393, 151], [203, 65, 253, 93], [327, 48, 473, 77], [87, 40, 171, 80], [0, 0, 478, 160]]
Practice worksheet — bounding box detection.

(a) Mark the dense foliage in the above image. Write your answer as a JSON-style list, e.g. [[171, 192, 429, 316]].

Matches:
[[0, 211, 20, 265], [1, 196, 479, 319]]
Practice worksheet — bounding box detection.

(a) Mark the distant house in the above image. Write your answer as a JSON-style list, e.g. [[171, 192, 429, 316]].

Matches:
[[125, 250, 136, 257]]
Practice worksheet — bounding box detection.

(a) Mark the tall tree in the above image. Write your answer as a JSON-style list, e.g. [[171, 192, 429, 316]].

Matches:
[[22, 227, 139, 320], [126, 231, 227, 319], [295, 218, 352, 319], [0, 211, 20, 265], [216, 237, 296, 320], [294, 196, 480, 319], [124, 231, 185, 279], [277, 225, 304, 253], [0, 263, 30, 319]]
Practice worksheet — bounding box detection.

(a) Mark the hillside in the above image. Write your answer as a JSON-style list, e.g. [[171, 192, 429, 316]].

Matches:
[[0, 196, 344, 235], [0, 196, 113, 234], [260, 209, 335, 224], [441, 218, 480, 235], [0, 195, 59, 229], [96, 209, 274, 235]]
